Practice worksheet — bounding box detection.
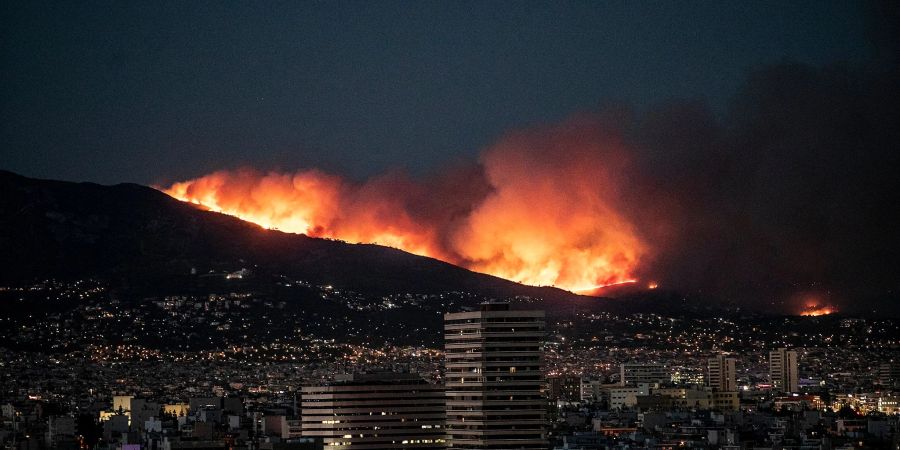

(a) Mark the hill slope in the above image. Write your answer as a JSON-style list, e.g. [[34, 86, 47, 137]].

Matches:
[[0, 170, 588, 303]]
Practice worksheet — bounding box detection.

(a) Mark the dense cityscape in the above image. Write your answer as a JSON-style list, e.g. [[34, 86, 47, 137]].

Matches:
[[1, 278, 898, 449], [4, 1, 900, 449]]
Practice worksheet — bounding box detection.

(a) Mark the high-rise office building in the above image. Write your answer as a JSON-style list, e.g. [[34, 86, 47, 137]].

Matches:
[[619, 363, 671, 386], [301, 372, 446, 449], [769, 348, 799, 393], [707, 355, 737, 392], [444, 303, 546, 449]]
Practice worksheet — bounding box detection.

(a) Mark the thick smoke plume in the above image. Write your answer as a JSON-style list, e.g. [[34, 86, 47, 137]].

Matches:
[[165, 62, 900, 313], [629, 62, 900, 312]]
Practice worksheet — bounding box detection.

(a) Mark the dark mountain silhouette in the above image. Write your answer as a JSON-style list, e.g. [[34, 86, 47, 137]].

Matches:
[[0, 170, 595, 304]]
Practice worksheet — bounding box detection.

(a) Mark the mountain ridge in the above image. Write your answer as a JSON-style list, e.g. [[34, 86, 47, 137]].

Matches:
[[0, 170, 593, 304]]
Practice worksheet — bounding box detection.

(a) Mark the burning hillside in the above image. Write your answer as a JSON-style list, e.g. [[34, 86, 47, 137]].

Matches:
[[163, 118, 646, 293]]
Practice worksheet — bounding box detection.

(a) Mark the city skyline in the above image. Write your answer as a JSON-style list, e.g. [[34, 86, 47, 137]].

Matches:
[[3, 295, 898, 448]]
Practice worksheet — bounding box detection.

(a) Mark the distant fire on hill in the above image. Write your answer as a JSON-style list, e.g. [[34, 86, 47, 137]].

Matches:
[[163, 117, 645, 293]]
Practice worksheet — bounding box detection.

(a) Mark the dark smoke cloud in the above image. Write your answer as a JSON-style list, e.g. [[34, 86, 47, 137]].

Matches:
[[626, 61, 900, 313]]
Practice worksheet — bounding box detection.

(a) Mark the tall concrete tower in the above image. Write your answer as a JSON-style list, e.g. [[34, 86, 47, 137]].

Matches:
[[444, 303, 546, 449], [707, 355, 737, 392], [769, 348, 799, 393]]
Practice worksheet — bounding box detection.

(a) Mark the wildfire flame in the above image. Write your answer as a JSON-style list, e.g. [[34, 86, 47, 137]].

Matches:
[[796, 292, 837, 316], [162, 119, 646, 293], [800, 305, 836, 316]]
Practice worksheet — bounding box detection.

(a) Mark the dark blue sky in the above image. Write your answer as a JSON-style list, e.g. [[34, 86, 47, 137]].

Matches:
[[1, 1, 874, 185]]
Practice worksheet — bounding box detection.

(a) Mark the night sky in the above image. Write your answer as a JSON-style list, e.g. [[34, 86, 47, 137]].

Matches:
[[0, 1, 880, 185]]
